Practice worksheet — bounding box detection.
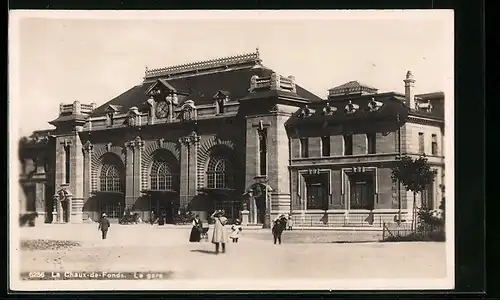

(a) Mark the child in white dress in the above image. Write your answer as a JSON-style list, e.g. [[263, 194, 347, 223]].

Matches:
[[230, 219, 243, 243]]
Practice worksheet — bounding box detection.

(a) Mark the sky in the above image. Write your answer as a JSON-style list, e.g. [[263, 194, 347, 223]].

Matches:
[[10, 10, 454, 137]]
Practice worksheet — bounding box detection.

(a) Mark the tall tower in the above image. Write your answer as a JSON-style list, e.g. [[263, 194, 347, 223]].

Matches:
[[239, 72, 308, 227], [404, 70, 416, 110], [49, 101, 96, 223]]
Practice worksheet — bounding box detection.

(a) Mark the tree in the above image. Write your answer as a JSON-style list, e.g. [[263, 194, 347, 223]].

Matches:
[[391, 155, 437, 230]]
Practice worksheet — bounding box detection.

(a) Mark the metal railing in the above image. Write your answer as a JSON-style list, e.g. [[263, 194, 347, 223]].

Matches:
[[382, 222, 445, 240], [290, 214, 384, 227]]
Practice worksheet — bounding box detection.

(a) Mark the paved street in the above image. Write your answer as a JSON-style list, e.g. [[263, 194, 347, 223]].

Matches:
[[19, 224, 447, 280]]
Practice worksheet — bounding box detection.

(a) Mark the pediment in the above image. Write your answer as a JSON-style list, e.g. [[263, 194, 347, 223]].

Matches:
[[145, 79, 177, 96], [105, 105, 122, 113]]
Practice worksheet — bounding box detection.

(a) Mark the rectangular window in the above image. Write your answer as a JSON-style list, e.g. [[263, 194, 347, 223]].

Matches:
[[305, 174, 329, 210], [259, 129, 268, 176], [344, 135, 353, 155], [421, 183, 434, 208], [321, 136, 330, 157], [349, 173, 375, 210], [431, 134, 438, 155], [367, 133, 376, 154], [300, 138, 309, 158], [64, 146, 70, 184], [106, 113, 114, 127], [418, 132, 425, 154]]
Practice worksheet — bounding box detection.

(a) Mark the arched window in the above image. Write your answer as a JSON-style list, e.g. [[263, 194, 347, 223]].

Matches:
[[206, 156, 233, 189], [149, 150, 179, 191], [150, 160, 175, 190], [99, 154, 124, 192]]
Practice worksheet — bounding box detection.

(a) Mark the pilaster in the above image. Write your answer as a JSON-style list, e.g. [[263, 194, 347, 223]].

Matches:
[[35, 182, 46, 225], [188, 132, 200, 200], [179, 135, 191, 209], [133, 137, 144, 211], [125, 141, 135, 209], [69, 136, 84, 223], [82, 141, 93, 200]]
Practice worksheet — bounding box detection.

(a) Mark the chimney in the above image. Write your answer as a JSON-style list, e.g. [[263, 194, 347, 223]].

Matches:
[[404, 70, 416, 110]]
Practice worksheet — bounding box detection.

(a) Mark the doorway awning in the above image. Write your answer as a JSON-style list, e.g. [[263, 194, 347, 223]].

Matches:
[[198, 188, 236, 197], [141, 189, 178, 194], [93, 191, 124, 195]]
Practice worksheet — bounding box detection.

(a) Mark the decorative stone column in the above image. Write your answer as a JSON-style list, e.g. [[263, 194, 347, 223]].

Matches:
[[178, 136, 191, 209], [125, 140, 135, 211], [51, 199, 57, 224], [82, 141, 93, 200], [187, 132, 200, 203], [35, 182, 46, 225], [241, 201, 249, 226], [133, 136, 144, 212]]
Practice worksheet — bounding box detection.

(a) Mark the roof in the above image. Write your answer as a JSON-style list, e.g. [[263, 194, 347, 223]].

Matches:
[[328, 81, 378, 97], [285, 93, 409, 133], [91, 65, 323, 117], [415, 91, 445, 100]]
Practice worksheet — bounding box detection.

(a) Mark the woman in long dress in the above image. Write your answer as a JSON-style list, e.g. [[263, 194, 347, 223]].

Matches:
[[189, 215, 202, 242], [211, 210, 229, 254]]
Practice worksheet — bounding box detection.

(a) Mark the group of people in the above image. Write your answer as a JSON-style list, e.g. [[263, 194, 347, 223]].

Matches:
[[97, 210, 295, 247], [189, 210, 243, 254]]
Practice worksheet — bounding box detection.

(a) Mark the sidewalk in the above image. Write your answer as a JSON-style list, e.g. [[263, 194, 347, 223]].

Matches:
[[46, 222, 383, 231]]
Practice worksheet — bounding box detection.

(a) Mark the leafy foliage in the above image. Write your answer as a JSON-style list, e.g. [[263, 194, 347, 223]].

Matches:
[[391, 155, 437, 193], [417, 206, 444, 231]]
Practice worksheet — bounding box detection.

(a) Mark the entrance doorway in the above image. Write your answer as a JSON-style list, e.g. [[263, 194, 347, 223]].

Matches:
[[149, 191, 178, 224], [98, 192, 125, 222], [349, 172, 375, 210], [254, 194, 266, 224], [199, 188, 241, 224]]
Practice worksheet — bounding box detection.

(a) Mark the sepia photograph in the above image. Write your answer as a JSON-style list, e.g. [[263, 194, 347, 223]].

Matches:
[[9, 10, 454, 291]]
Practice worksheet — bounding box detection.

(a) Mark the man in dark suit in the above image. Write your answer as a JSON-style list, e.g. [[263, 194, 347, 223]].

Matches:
[[272, 215, 287, 245], [98, 213, 111, 240]]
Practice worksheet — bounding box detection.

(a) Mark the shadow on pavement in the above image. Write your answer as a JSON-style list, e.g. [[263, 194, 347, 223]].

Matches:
[[190, 249, 218, 255]]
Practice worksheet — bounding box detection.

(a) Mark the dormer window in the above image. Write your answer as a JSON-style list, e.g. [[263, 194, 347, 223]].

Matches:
[[180, 100, 197, 121], [323, 103, 337, 116], [368, 98, 383, 112], [105, 105, 122, 127], [344, 100, 359, 114], [416, 100, 433, 112], [213, 91, 230, 115], [106, 112, 114, 127], [215, 98, 225, 114], [299, 105, 313, 118]]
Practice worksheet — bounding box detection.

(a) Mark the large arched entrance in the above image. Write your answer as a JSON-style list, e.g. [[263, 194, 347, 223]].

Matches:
[[199, 146, 242, 223], [96, 153, 125, 222], [144, 149, 179, 224]]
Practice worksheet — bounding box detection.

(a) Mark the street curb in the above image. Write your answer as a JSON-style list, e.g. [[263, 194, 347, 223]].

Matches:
[[34, 223, 383, 232]]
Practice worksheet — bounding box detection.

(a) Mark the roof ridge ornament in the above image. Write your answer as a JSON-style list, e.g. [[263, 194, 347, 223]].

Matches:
[[145, 50, 261, 79]]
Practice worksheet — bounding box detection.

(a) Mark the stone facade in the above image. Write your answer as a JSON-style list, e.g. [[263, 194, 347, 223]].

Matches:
[[18, 51, 445, 227]]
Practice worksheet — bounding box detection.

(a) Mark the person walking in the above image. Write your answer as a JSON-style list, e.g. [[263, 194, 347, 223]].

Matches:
[[230, 219, 243, 243], [189, 215, 202, 242], [272, 215, 287, 245], [210, 210, 229, 254], [150, 211, 156, 225], [98, 213, 111, 240]]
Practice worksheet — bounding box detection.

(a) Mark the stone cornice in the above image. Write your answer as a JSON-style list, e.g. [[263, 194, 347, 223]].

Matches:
[[407, 115, 444, 126]]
